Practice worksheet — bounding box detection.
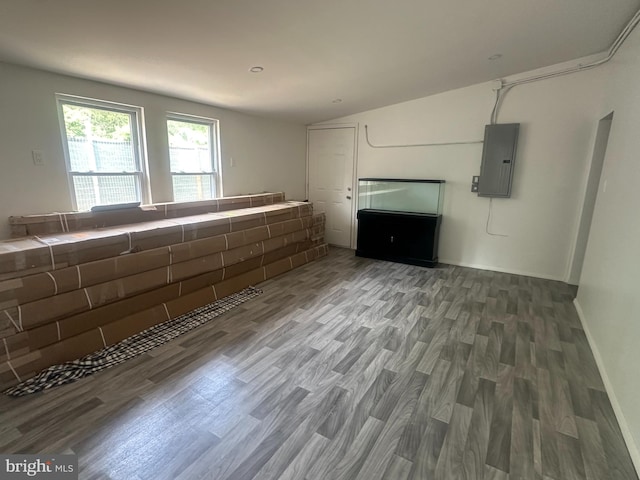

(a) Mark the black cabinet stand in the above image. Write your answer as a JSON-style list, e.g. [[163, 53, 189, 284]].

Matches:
[[355, 209, 442, 268]]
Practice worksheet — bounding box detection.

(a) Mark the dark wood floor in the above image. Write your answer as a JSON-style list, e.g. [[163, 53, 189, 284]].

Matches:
[[0, 247, 637, 480]]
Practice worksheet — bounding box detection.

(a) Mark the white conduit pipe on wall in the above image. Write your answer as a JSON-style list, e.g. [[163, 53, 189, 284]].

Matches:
[[366, 8, 640, 142], [492, 8, 640, 123], [504, 9, 640, 89], [364, 124, 483, 148]]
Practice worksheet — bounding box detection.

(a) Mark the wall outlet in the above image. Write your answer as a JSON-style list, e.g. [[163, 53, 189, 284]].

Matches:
[[471, 175, 479, 192], [32, 150, 44, 166]]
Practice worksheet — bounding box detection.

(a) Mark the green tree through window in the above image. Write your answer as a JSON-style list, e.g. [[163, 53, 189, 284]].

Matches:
[[58, 96, 146, 211], [63, 104, 132, 141]]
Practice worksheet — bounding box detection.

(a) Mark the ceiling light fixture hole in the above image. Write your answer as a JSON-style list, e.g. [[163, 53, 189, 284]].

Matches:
[[249, 66, 264, 73]]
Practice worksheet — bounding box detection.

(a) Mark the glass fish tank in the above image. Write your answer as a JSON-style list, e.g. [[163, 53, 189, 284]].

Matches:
[[358, 178, 445, 215]]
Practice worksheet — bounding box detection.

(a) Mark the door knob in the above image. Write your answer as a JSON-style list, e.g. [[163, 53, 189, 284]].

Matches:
[[346, 196, 352, 200]]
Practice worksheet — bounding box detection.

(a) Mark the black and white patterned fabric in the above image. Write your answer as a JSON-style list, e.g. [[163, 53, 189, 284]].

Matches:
[[4, 286, 262, 397]]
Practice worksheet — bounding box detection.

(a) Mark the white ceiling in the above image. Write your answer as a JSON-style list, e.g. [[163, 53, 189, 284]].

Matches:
[[0, 0, 638, 124]]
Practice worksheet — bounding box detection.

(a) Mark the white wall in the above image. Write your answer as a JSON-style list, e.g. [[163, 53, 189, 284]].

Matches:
[[576, 24, 640, 471], [0, 62, 307, 239], [319, 63, 607, 281]]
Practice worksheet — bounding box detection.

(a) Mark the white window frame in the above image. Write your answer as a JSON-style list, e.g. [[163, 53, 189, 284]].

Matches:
[[56, 94, 151, 210], [166, 113, 221, 201]]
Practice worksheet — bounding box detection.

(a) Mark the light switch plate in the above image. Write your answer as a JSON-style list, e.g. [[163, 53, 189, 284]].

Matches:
[[32, 150, 44, 166]]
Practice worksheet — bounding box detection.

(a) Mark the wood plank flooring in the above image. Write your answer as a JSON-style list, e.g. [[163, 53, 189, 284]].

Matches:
[[0, 247, 637, 480]]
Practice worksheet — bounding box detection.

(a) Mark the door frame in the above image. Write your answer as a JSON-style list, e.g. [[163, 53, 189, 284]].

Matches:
[[565, 111, 614, 284], [306, 123, 359, 249]]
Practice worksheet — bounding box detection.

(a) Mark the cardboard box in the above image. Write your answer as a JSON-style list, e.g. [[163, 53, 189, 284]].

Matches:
[[85, 268, 169, 308], [8, 192, 286, 237], [0, 225, 324, 349], [264, 256, 294, 279], [0, 248, 170, 306], [1, 227, 314, 330], [0, 243, 327, 391], [126, 220, 185, 251], [11, 289, 91, 331], [65, 207, 166, 233], [0, 226, 322, 350], [0, 327, 105, 391], [163, 287, 218, 320], [1, 201, 310, 278], [58, 284, 182, 341], [0, 196, 323, 384], [20, 322, 58, 357], [170, 252, 224, 283], [171, 215, 233, 242], [79, 247, 171, 288], [0, 215, 321, 307], [221, 257, 264, 280], [10, 225, 28, 238], [178, 269, 225, 298], [169, 235, 228, 263], [0, 350, 40, 391], [0, 238, 54, 279], [49, 231, 132, 270], [0, 283, 183, 360], [221, 242, 264, 267], [262, 242, 305, 265], [0, 331, 29, 363], [100, 305, 170, 346]]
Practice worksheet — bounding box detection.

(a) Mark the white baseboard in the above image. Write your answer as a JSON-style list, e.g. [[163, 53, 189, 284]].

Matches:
[[439, 259, 564, 282], [573, 298, 640, 475]]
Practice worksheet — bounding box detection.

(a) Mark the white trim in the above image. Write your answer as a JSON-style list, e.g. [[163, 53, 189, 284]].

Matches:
[[214, 119, 223, 197], [55, 96, 80, 210], [351, 123, 360, 249], [573, 299, 640, 476], [166, 111, 217, 123], [137, 101, 153, 205], [305, 129, 311, 200], [438, 258, 564, 281], [55, 93, 150, 210], [166, 114, 221, 200]]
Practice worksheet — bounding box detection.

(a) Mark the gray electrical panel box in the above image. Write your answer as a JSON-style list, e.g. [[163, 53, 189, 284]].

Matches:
[[478, 123, 520, 197]]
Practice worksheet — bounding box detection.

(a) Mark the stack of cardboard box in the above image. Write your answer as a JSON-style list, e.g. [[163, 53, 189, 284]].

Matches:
[[8, 192, 285, 237], [0, 194, 328, 391]]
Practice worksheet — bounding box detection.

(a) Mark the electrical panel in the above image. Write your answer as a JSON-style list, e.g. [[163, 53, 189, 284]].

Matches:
[[478, 123, 519, 197]]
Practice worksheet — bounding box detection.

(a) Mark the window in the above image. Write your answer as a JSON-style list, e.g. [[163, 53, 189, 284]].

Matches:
[[167, 115, 219, 202], [57, 95, 148, 211]]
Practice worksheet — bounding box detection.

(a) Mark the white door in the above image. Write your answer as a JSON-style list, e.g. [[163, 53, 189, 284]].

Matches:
[[307, 126, 356, 247]]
